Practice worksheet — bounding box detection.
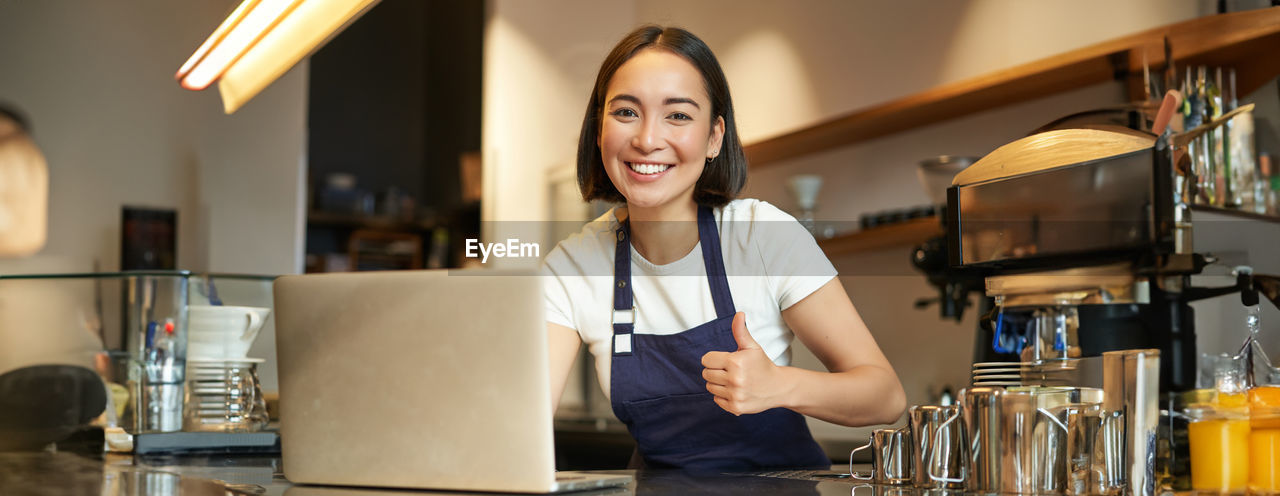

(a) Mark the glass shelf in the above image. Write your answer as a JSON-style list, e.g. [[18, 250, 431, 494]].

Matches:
[[0, 270, 277, 281]]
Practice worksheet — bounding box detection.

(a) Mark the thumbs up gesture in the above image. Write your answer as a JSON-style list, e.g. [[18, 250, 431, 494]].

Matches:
[[700, 312, 784, 416]]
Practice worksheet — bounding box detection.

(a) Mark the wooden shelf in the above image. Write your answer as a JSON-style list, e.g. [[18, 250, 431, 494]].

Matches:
[[307, 211, 436, 231], [744, 7, 1280, 168], [1190, 204, 1280, 224], [818, 216, 942, 257]]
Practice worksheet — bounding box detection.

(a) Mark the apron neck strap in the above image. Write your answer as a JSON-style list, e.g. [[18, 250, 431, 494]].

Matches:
[[695, 206, 736, 319], [612, 206, 736, 336], [612, 219, 634, 335]]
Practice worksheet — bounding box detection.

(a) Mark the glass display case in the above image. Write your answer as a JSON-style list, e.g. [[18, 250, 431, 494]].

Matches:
[[0, 271, 276, 434]]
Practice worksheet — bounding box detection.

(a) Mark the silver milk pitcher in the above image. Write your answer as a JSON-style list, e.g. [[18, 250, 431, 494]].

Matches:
[[1059, 402, 1103, 495], [1096, 349, 1160, 496], [1038, 388, 1105, 495], [911, 404, 964, 489], [960, 387, 1005, 494], [1000, 387, 1075, 494], [852, 426, 913, 485]]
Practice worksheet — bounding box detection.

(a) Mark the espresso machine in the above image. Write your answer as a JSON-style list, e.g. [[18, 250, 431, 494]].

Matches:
[[904, 101, 1280, 493], [913, 114, 1279, 392]]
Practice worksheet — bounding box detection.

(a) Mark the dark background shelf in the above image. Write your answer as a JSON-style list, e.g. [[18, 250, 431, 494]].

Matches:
[[305, 0, 483, 272]]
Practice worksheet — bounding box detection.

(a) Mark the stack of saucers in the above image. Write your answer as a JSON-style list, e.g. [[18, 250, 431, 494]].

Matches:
[[971, 362, 1033, 387], [1021, 360, 1079, 387]]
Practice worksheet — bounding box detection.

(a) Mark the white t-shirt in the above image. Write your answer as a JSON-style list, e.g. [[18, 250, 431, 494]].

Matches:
[[542, 199, 837, 400]]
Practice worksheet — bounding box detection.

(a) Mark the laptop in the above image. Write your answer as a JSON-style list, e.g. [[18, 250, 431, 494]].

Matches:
[[273, 269, 633, 493]]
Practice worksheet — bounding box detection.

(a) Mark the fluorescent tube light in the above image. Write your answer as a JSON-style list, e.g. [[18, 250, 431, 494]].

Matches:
[[177, 0, 381, 114]]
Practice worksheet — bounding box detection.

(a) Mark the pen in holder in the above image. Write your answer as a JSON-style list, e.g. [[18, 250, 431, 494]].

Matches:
[[125, 274, 189, 433]]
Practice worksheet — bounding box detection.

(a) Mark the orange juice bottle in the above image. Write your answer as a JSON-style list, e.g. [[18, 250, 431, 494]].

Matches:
[[1188, 393, 1250, 493], [1250, 386, 1280, 493]]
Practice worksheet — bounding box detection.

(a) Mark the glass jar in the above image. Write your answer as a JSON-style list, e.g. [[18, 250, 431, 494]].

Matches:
[[182, 358, 268, 432], [1251, 386, 1280, 493], [1187, 395, 1249, 493], [1162, 389, 1218, 492]]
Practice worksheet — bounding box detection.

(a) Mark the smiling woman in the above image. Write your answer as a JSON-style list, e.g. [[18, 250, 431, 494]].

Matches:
[[576, 27, 746, 216], [542, 25, 905, 471], [596, 49, 723, 215]]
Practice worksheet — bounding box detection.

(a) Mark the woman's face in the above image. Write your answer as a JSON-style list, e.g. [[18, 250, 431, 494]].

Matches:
[[598, 48, 724, 211]]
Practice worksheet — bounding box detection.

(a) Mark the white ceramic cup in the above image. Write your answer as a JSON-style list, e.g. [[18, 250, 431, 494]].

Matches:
[[186, 305, 271, 359]]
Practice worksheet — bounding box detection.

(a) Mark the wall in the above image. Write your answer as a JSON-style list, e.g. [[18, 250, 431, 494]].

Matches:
[[634, 0, 1204, 209], [482, 0, 635, 233], [482, 0, 637, 410], [0, 0, 309, 391], [484, 0, 1280, 448]]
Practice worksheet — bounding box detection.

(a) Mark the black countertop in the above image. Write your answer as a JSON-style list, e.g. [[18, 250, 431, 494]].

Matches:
[[0, 450, 923, 496]]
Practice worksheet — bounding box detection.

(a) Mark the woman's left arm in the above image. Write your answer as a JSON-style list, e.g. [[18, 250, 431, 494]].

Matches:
[[778, 277, 906, 425], [701, 278, 906, 426]]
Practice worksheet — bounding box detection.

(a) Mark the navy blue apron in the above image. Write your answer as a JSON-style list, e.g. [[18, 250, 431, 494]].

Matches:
[[609, 206, 830, 471]]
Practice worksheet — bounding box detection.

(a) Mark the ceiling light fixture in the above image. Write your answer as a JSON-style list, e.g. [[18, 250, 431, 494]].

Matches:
[[177, 0, 381, 114]]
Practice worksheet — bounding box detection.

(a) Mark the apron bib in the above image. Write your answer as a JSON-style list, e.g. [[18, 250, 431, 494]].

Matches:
[[608, 206, 830, 470]]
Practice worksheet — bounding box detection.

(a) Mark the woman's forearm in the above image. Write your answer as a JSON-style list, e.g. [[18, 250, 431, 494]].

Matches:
[[776, 364, 906, 427]]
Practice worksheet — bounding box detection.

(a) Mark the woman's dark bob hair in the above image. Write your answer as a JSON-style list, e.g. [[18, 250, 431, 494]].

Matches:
[[577, 25, 747, 207]]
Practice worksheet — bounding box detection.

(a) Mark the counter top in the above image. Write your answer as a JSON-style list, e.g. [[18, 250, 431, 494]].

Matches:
[[0, 450, 905, 495]]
